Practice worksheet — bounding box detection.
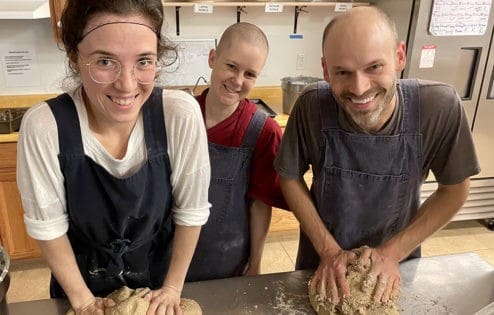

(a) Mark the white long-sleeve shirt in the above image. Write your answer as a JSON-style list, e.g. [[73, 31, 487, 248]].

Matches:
[[17, 87, 211, 241]]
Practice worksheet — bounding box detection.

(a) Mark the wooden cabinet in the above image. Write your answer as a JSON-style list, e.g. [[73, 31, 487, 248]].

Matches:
[[49, 0, 67, 42], [0, 142, 41, 260]]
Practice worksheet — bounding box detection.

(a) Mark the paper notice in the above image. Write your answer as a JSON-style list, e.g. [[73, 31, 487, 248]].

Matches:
[[419, 45, 436, 69], [1, 48, 41, 87]]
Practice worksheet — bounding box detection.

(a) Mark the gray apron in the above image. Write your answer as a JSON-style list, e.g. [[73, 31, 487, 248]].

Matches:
[[186, 110, 268, 282], [296, 80, 422, 270]]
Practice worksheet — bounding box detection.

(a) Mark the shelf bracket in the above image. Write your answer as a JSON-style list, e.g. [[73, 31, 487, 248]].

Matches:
[[237, 6, 247, 23], [293, 5, 307, 34], [175, 6, 181, 36]]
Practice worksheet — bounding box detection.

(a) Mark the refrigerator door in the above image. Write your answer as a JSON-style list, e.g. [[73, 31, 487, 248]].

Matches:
[[376, 0, 494, 221], [403, 0, 494, 128], [472, 27, 494, 180]]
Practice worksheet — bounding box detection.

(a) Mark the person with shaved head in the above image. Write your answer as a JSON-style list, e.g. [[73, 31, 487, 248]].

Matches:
[[275, 6, 479, 305], [186, 22, 288, 282]]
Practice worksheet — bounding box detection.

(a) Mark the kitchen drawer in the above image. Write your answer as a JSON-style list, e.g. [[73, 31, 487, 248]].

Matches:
[[0, 143, 16, 182]]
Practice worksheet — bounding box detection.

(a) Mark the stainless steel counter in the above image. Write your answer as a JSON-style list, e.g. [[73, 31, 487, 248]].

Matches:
[[6, 253, 494, 314]]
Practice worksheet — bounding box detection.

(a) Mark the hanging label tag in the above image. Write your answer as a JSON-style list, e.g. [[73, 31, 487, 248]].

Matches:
[[194, 3, 213, 13], [334, 3, 353, 12], [419, 44, 436, 68], [265, 3, 283, 13]]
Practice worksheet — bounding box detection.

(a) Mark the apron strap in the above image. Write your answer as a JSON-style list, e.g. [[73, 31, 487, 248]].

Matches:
[[317, 80, 338, 130], [142, 87, 169, 158], [241, 109, 268, 148], [399, 79, 420, 134], [46, 93, 84, 157]]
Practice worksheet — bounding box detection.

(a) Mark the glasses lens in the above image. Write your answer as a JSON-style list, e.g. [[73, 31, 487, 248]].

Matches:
[[87, 58, 160, 84], [88, 58, 120, 84], [135, 59, 160, 84]]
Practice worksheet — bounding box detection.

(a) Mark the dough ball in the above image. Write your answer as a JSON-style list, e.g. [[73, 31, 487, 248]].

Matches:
[[180, 298, 202, 315], [66, 286, 202, 315], [308, 259, 400, 315], [105, 287, 150, 315]]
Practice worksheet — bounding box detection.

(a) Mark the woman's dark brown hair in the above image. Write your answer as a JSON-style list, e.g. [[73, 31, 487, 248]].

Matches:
[[58, 0, 173, 63]]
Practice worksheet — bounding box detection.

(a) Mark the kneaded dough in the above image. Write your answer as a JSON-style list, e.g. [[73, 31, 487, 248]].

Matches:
[[180, 298, 202, 315], [308, 259, 400, 315], [66, 286, 202, 315]]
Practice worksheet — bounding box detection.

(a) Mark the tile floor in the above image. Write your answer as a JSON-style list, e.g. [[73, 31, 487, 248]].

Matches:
[[5, 219, 494, 304]]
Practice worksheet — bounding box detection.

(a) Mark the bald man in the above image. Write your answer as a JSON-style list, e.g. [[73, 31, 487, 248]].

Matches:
[[275, 6, 479, 304], [186, 22, 288, 282]]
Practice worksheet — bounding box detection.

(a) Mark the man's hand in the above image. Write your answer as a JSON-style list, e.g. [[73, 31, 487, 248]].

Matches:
[[309, 249, 357, 304], [356, 246, 400, 304]]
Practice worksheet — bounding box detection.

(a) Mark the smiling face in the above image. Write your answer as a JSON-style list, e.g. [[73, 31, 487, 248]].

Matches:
[[321, 8, 406, 133], [207, 39, 267, 109], [73, 14, 158, 130]]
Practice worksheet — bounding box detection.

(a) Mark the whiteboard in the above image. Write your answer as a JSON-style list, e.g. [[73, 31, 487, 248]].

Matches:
[[429, 0, 492, 36], [162, 38, 216, 86]]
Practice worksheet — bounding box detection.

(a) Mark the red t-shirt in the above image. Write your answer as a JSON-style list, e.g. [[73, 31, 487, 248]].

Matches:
[[196, 89, 288, 210]]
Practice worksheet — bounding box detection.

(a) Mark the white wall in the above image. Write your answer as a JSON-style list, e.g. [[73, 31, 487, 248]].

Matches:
[[0, 6, 344, 95], [163, 6, 338, 86]]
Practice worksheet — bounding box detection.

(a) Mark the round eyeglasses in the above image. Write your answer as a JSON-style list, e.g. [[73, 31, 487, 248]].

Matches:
[[84, 58, 162, 84]]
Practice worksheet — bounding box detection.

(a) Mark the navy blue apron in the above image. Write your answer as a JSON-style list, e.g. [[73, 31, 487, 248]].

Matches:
[[296, 80, 422, 270], [47, 87, 174, 297], [186, 110, 268, 282]]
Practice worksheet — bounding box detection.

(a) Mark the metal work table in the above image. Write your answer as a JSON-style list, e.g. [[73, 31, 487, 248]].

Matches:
[[6, 252, 494, 314]]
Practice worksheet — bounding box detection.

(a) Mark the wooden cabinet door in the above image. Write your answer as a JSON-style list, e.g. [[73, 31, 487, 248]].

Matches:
[[49, 0, 67, 42], [0, 143, 41, 260]]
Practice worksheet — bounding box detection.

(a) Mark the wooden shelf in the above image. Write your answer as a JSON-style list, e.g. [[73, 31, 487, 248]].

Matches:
[[163, 1, 369, 35], [163, 1, 369, 7]]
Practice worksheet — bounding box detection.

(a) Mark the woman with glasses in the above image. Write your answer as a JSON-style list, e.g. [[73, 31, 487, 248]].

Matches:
[[16, 0, 210, 314]]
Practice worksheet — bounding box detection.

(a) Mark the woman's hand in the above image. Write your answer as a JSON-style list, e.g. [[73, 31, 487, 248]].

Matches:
[[74, 297, 115, 315], [145, 286, 182, 315]]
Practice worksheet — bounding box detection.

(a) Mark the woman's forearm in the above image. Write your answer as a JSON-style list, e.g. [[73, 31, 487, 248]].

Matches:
[[162, 225, 201, 291], [248, 199, 272, 273], [37, 235, 95, 309]]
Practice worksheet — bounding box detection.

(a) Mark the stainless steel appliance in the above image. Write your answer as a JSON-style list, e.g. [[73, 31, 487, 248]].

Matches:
[[281, 76, 322, 114], [372, 0, 494, 224], [0, 245, 10, 314]]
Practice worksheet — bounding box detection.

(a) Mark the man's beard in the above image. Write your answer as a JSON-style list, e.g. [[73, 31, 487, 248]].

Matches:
[[338, 79, 396, 133]]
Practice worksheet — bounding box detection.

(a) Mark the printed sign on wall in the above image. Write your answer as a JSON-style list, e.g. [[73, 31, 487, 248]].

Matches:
[[419, 45, 436, 68]]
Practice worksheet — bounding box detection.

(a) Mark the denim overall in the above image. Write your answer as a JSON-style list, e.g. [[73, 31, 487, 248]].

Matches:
[[186, 110, 268, 282], [47, 88, 174, 297], [296, 80, 422, 270]]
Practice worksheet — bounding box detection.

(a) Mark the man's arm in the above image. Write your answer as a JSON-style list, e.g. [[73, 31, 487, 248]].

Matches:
[[280, 177, 339, 257], [380, 178, 470, 261], [280, 176, 356, 303], [363, 178, 471, 303], [245, 199, 272, 275]]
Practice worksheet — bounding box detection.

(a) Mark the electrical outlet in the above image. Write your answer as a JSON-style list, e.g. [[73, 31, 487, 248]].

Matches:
[[296, 53, 305, 70]]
